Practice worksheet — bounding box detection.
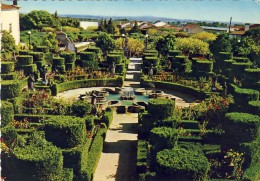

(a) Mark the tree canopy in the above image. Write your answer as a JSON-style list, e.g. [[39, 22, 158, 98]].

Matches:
[[155, 34, 175, 57], [129, 21, 141, 34], [209, 33, 232, 56], [1, 31, 17, 52], [192, 32, 217, 42], [95, 33, 116, 55]]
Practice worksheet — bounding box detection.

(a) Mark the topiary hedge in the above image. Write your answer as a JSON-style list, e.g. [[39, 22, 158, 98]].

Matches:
[[71, 100, 92, 117], [107, 54, 122, 64], [45, 116, 86, 148], [233, 57, 249, 63], [148, 98, 175, 119], [9, 141, 63, 181], [86, 47, 101, 54], [233, 86, 259, 106], [101, 107, 113, 127], [53, 57, 65, 66], [150, 127, 179, 151], [243, 68, 260, 89], [115, 63, 125, 74], [223, 112, 260, 145], [79, 52, 97, 62], [21, 64, 37, 76], [60, 52, 76, 63], [231, 62, 252, 78], [1, 80, 21, 100], [193, 60, 213, 73], [65, 62, 75, 71], [247, 101, 260, 116], [143, 56, 159, 67], [35, 46, 49, 53], [168, 50, 181, 57], [1, 62, 14, 74], [62, 168, 74, 181], [1, 101, 14, 127], [17, 55, 33, 65], [156, 147, 210, 181], [29, 52, 45, 62], [137, 140, 148, 174], [1, 73, 18, 80]]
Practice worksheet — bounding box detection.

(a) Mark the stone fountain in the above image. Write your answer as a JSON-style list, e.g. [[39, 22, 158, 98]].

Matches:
[[120, 87, 135, 100]]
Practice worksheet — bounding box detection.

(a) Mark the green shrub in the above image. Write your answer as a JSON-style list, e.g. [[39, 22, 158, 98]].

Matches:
[[137, 140, 148, 174], [143, 56, 159, 67], [1, 125, 17, 146], [19, 50, 29, 55], [172, 56, 191, 73], [107, 54, 122, 64], [168, 50, 181, 57], [243, 68, 260, 89], [180, 120, 199, 129], [156, 147, 210, 181], [242, 163, 260, 181], [9, 141, 63, 181], [62, 138, 91, 175], [71, 100, 92, 117], [223, 113, 260, 145], [86, 47, 101, 54], [80, 60, 99, 69], [84, 115, 95, 131], [28, 52, 45, 62], [247, 101, 260, 116], [193, 60, 213, 73], [79, 127, 107, 181], [233, 86, 259, 106], [115, 63, 125, 74], [1, 73, 18, 80], [60, 52, 76, 63], [1, 101, 14, 127], [21, 64, 37, 76], [36, 46, 49, 53], [144, 49, 158, 54], [17, 55, 33, 65], [45, 116, 86, 148], [231, 62, 252, 78], [154, 117, 178, 128], [1, 62, 14, 74], [101, 107, 113, 127], [150, 127, 179, 150], [62, 168, 74, 181], [65, 63, 75, 71], [79, 52, 97, 62], [233, 57, 249, 63], [53, 57, 65, 66], [148, 98, 175, 119], [1, 80, 21, 100]]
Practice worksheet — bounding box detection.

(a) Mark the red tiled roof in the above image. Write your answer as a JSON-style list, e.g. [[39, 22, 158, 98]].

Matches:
[[249, 24, 260, 29], [183, 24, 200, 29], [231, 26, 244, 31], [230, 31, 246, 35], [1, 4, 20, 11]]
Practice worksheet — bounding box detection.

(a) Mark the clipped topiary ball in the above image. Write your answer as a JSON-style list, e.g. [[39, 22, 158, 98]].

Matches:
[[148, 98, 175, 119]]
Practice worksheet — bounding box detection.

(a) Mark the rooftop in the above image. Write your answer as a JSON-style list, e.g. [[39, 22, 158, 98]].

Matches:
[[1, 3, 20, 11]]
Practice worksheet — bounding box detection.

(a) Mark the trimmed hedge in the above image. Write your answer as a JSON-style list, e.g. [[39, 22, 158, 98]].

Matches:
[[137, 140, 148, 174], [20, 64, 37, 76], [9, 141, 63, 181], [1, 73, 18, 80], [156, 147, 210, 181], [79, 127, 107, 181], [223, 112, 260, 145], [53, 57, 65, 66], [1, 62, 14, 74], [172, 56, 191, 74], [243, 68, 260, 89], [233, 57, 249, 63], [115, 63, 125, 74], [143, 56, 159, 67], [62, 138, 91, 175], [150, 127, 179, 151], [71, 100, 92, 117], [35, 46, 49, 53], [242, 163, 260, 181], [78, 52, 97, 62], [17, 55, 33, 65], [28, 52, 45, 62], [45, 116, 86, 148], [101, 107, 113, 127], [107, 54, 122, 64], [86, 47, 101, 54], [60, 52, 76, 63], [193, 60, 213, 73], [180, 120, 199, 129], [62, 168, 74, 181], [51, 77, 124, 96], [247, 101, 260, 116], [1, 101, 14, 127], [231, 62, 252, 78], [233, 86, 259, 106], [1, 80, 21, 100], [65, 63, 75, 71], [168, 50, 181, 57], [148, 98, 175, 119]]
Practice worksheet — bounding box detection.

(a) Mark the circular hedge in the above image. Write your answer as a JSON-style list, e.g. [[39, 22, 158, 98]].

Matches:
[[60, 52, 76, 63], [29, 52, 45, 62], [156, 147, 210, 181], [107, 54, 122, 64], [148, 98, 175, 119], [150, 127, 179, 150], [1, 62, 14, 74], [224, 112, 260, 144], [1, 80, 21, 100], [1, 101, 14, 127], [44, 116, 86, 148], [10, 142, 63, 181], [17, 55, 33, 65], [79, 52, 97, 62], [52, 57, 65, 66]]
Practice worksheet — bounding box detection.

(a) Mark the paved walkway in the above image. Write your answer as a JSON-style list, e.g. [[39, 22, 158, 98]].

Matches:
[[93, 112, 138, 181], [124, 58, 142, 88]]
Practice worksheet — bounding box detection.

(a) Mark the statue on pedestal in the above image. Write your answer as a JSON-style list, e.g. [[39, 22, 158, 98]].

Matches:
[[149, 64, 154, 78], [28, 74, 35, 90], [110, 62, 116, 75]]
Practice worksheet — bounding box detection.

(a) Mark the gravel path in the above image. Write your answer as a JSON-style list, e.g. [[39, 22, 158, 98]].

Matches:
[[93, 111, 138, 181]]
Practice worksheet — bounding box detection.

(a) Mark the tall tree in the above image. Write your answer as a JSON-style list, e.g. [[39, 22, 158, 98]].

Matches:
[[129, 21, 141, 34], [155, 34, 175, 57], [41, 32, 59, 52], [209, 33, 232, 56], [95, 33, 116, 55], [107, 18, 116, 34], [1, 30, 17, 52], [128, 38, 145, 57], [244, 27, 260, 45], [104, 19, 108, 31], [54, 10, 58, 19], [98, 19, 106, 32]]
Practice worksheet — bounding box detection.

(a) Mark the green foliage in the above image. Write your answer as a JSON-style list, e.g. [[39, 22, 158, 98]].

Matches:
[[155, 34, 175, 57], [243, 68, 260, 89], [137, 140, 148, 174], [35, 46, 49, 53], [1, 80, 22, 100], [247, 101, 260, 116], [96, 33, 116, 55], [1, 73, 18, 80], [41, 33, 59, 52], [79, 52, 98, 62], [71, 100, 92, 117], [156, 147, 210, 181], [101, 107, 113, 127], [1, 62, 14, 74], [59, 17, 80, 28], [86, 47, 101, 55], [20, 10, 61, 30], [223, 113, 260, 146], [151, 127, 179, 150], [210, 33, 232, 58], [192, 60, 213, 73], [107, 54, 122, 64], [1, 101, 14, 127], [107, 18, 116, 34], [1, 125, 17, 147], [115, 63, 125, 74], [171, 56, 191, 74], [21, 64, 37, 76], [1, 30, 17, 52], [45, 116, 86, 148], [148, 98, 175, 119], [62, 168, 74, 181], [233, 86, 259, 106], [143, 56, 159, 67], [17, 55, 33, 65], [9, 138, 63, 181], [28, 52, 45, 62], [231, 62, 252, 78], [242, 163, 260, 181], [168, 50, 181, 57], [129, 21, 141, 34], [53, 57, 65, 66]]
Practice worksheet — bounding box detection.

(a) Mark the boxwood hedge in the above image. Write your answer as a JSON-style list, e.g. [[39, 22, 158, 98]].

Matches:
[[168, 50, 181, 57], [193, 60, 213, 73], [137, 140, 148, 174], [1, 80, 21, 100], [231, 62, 252, 78], [148, 98, 175, 119], [1, 72, 18, 80], [71, 100, 92, 117], [53, 57, 65, 66], [233, 57, 249, 63], [28, 52, 45, 62], [247, 101, 260, 116], [79, 52, 97, 62], [44, 116, 86, 148], [17, 55, 33, 65], [1, 62, 14, 74], [60, 52, 76, 63], [1, 101, 14, 127], [62, 168, 74, 181], [156, 147, 210, 181], [107, 54, 122, 64], [223, 113, 260, 145], [143, 56, 159, 67], [233, 86, 259, 106], [35, 46, 49, 53]]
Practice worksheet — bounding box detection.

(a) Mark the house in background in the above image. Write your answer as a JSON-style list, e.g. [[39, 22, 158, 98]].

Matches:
[[182, 24, 203, 34], [0, 1, 20, 45], [80, 21, 99, 30]]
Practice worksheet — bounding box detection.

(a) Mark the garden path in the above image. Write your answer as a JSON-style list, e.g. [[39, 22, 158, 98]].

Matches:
[[93, 111, 138, 181], [124, 58, 142, 88]]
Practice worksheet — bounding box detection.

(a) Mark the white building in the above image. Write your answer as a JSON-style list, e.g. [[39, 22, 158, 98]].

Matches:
[[0, 2, 20, 45], [80, 21, 99, 30], [154, 21, 168, 27]]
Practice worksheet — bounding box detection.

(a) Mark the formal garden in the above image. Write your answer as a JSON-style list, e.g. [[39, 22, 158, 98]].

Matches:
[[1, 10, 260, 181]]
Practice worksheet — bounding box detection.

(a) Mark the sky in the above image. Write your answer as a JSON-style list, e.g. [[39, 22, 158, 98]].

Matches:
[[3, 0, 260, 23]]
